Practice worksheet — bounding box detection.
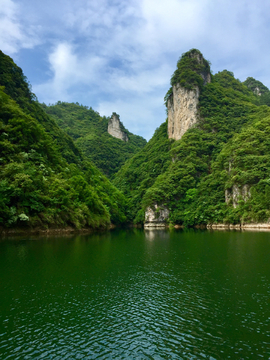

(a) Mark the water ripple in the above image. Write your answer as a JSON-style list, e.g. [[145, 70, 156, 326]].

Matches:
[[0, 231, 270, 359]]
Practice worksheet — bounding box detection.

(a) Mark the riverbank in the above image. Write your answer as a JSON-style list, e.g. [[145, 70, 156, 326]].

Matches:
[[207, 223, 270, 231], [144, 222, 270, 231], [2, 222, 270, 237], [0, 224, 118, 236]]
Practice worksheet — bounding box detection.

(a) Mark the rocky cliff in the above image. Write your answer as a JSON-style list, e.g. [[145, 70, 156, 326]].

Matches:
[[108, 113, 129, 142], [166, 49, 211, 141], [144, 204, 169, 228], [225, 185, 251, 208], [167, 85, 200, 140]]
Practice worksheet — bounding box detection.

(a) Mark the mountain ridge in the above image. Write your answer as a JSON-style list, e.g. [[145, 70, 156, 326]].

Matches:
[[1, 48, 270, 230], [113, 49, 270, 227], [42, 102, 146, 178]]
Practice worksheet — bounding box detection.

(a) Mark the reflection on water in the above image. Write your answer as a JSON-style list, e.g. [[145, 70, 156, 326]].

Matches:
[[0, 229, 269, 359], [144, 229, 170, 241]]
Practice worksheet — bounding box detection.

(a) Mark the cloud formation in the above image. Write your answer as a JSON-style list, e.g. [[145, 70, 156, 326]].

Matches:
[[0, 0, 39, 54], [1, 0, 270, 139]]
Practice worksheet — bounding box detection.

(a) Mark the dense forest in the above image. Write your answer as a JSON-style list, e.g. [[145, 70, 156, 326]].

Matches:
[[41, 102, 146, 178], [113, 50, 270, 226], [0, 50, 128, 231], [1, 48, 270, 231]]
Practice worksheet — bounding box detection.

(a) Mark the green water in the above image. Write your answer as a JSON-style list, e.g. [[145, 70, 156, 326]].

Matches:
[[0, 229, 269, 359]]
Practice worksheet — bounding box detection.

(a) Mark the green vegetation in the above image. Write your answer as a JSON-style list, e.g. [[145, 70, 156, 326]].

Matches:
[[0, 51, 127, 230], [243, 77, 269, 95], [41, 102, 146, 178], [165, 49, 211, 103], [2, 47, 270, 230], [0, 51, 83, 165], [113, 121, 172, 222], [243, 77, 270, 106], [114, 54, 270, 226]]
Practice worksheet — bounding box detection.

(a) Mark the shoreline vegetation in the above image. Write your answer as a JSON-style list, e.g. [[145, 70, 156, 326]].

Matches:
[[2, 48, 270, 233], [2, 222, 270, 237]]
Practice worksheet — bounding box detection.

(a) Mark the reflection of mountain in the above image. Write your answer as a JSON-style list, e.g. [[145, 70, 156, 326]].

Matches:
[[144, 229, 170, 241]]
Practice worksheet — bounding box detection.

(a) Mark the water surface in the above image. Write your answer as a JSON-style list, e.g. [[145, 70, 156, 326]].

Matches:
[[0, 229, 269, 359]]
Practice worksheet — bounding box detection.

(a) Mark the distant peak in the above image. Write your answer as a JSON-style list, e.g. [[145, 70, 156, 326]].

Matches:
[[108, 113, 129, 142]]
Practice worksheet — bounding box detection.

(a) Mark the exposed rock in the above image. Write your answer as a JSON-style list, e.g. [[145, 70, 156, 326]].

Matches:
[[208, 222, 270, 231], [174, 224, 184, 229], [225, 185, 251, 208], [108, 113, 128, 142], [240, 222, 270, 230], [166, 51, 211, 141], [167, 85, 200, 141], [243, 77, 269, 96], [144, 204, 169, 228], [201, 71, 211, 86], [254, 86, 261, 96]]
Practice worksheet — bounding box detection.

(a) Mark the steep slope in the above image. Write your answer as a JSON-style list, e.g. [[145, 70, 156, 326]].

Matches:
[[243, 77, 270, 106], [113, 121, 172, 222], [114, 49, 270, 226], [0, 51, 83, 165], [166, 49, 211, 140], [42, 102, 146, 178], [0, 51, 127, 230]]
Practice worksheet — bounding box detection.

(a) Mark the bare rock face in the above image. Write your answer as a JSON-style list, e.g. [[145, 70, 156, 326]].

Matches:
[[167, 85, 200, 141], [166, 50, 211, 141], [144, 204, 169, 228], [108, 114, 128, 142], [225, 185, 251, 208], [254, 86, 261, 96]]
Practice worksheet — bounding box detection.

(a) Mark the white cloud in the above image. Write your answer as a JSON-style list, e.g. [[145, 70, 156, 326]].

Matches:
[[34, 42, 107, 103], [0, 0, 39, 54], [6, 0, 270, 138]]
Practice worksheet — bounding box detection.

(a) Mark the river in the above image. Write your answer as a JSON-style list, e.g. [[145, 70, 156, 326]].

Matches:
[[0, 229, 269, 359]]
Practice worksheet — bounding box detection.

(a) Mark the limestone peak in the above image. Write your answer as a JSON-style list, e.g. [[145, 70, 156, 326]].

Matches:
[[108, 113, 129, 142], [166, 49, 211, 141]]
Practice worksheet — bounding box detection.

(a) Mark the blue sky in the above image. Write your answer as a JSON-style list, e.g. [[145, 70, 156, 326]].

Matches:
[[1, 0, 270, 140]]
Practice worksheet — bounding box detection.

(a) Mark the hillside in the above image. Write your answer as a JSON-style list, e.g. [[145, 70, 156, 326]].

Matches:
[[243, 77, 270, 106], [113, 49, 270, 227], [0, 51, 128, 231], [42, 102, 146, 178], [2, 48, 270, 230]]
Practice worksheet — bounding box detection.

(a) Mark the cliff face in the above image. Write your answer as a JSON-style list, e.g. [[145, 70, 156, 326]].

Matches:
[[225, 185, 251, 208], [108, 114, 129, 142], [144, 204, 169, 228], [167, 85, 200, 140], [166, 50, 211, 141]]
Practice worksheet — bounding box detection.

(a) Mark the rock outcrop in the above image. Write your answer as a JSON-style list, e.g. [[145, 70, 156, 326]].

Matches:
[[166, 50, 211, 141], [144, 204, 169, 228], [167, 85, 200, 140], [108, 113, 128, 142], [253, 87, 262, 96], [207, 222, 270, 230], [225, 185, 251, 208]]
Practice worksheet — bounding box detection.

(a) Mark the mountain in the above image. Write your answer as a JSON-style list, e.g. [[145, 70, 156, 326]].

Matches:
[[243, 77, 270, 106], [0, 50, 128, 231], [2, 47, 270, 231], [113, 49, 270, 227], [41, 102, 146, 178]]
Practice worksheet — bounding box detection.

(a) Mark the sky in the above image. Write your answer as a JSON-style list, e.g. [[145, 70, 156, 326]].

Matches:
[[1, 0, 270, 140]]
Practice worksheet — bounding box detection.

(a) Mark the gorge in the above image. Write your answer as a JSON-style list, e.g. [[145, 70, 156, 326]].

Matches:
[[1, 48, 270, 232]]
